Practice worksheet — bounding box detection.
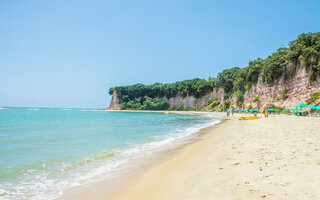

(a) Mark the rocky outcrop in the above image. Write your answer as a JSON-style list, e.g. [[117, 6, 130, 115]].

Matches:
[[107, 90, 121, 110]]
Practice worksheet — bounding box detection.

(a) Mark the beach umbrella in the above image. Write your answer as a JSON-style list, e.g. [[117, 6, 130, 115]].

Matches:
[[290, 108, 303, 111], [313, 105, 320, 110], [268, 108, 280, 111], [293, 103, 308, 108]]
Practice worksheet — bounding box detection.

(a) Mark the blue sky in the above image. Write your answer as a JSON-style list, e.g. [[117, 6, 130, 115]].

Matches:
[[1, 0, 319, 108]]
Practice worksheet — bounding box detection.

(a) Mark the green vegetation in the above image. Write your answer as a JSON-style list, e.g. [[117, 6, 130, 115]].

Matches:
[[108, 78, 213, 100], [207, 97, 216, 105], [224, 101, 230, 109], [280, 87, 289, 99], [207, 100, 220, 109], [120, 96, 169, 110], [253, 96, 260, 103], [267, 104, 285, 111], [235, 90, 244, 107], [109, 32, 320, 110], [253, 96, 261, 108], [306, 91, 320, 105]]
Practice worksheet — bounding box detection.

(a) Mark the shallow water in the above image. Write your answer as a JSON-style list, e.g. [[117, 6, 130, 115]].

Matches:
[[0, 107, 219, 200]]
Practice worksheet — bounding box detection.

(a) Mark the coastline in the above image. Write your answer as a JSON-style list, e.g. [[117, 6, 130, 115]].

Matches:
[[56, 111, 225, 200], [57, 113, 320, 200], [107, 115, 320, 200]]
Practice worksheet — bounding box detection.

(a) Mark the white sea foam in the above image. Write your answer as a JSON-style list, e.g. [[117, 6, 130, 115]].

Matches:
[[0, 115, 221, 200], [28, 108, 39, 111]]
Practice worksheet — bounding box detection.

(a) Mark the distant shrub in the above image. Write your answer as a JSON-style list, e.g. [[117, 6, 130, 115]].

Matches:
[[235, 90, 244, 107], [280, 87, 289, 99], [218, 104, 225, 111], [306, 91, 320, 105], [253, 96, 260, 103], [207, 98, 214, 105], [224, 101, 230, 109]]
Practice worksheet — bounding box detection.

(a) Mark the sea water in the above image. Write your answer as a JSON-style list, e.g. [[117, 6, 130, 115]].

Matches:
[[0, 107, 220, 200]]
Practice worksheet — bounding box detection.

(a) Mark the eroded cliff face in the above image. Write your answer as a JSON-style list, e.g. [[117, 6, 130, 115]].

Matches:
[[161, 87, 225, 109], [107, 90, 121, 110], [242, 67, 320, 108], [107, 66, 320, 110], [106, 88, 225, 110]]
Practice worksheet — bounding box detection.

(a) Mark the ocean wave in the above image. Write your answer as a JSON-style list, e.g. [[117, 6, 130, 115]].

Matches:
[[28, 109, 39, 111]]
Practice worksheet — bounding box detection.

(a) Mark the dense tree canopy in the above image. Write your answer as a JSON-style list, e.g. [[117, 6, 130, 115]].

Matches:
[[109, 32, 320, 110]]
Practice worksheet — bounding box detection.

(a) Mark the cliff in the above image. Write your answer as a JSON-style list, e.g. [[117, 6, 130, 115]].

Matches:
[[107, 90, 121, 110], [107, 66, 320, 110], [161, 87, 225, 109], [107, 88, 224, 110], [106, 32, 320, 110], [243, 66, 320, 108]]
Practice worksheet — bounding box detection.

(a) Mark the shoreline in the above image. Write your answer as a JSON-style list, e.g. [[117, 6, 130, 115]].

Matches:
[[56, 111, 225, 200], [58, 113, 320, 200], [108, 115, 320, 200]]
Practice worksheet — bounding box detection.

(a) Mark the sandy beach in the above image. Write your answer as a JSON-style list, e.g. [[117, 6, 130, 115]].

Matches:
[[58, 114, 320, 200]]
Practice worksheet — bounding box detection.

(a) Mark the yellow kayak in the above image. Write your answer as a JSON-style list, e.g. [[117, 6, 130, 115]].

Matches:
[[238, 116, 260, 120]]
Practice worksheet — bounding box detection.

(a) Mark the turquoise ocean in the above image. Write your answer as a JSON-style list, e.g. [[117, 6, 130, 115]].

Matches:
[[0, 107, 220, 200]]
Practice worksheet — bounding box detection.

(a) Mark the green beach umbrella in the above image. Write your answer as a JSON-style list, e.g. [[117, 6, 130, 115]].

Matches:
[[313, 105, 320, 110], [268, 108, 280, 111], [290, 108, 303, 111], [293, 103, 308, 108]]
